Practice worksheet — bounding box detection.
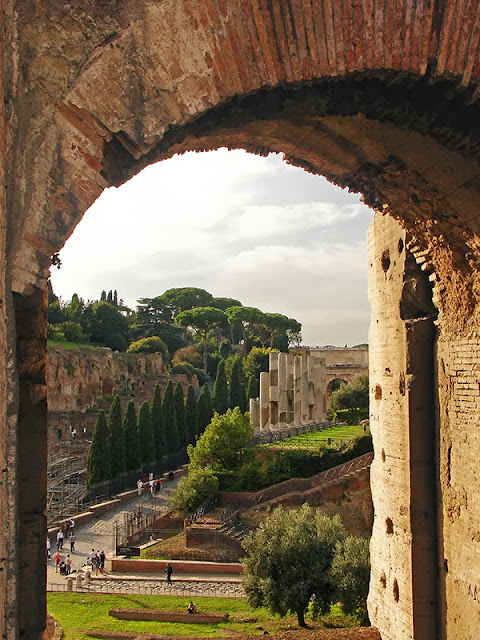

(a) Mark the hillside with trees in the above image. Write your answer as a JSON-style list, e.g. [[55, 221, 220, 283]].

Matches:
[[48, 284, 302, 392]]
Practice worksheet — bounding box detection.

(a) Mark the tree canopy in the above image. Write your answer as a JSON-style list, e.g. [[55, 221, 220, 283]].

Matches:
[[176, 307, 227, 371], [189, 407, 253, 472], [329, 375, 369, 411], [242, 505, 346, 627], [48, 286, 302, 375]]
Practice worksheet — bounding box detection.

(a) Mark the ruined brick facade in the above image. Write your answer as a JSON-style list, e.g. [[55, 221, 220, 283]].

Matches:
[[2, 1, 480, 638]]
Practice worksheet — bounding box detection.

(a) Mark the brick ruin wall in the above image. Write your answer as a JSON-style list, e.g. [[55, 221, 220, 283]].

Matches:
[[47, 345, 196, 454]]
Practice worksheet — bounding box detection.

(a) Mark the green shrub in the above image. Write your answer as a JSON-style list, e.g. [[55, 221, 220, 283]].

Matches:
[[329, 536, 370, 625], [47, 325, 66, 341], [127, 336, 169, 361], [171, 361, 195, 378], [169, 467, 219, 515]]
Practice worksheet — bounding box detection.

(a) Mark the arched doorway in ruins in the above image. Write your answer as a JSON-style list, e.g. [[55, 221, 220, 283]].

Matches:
[[3, 3, 480, 639]]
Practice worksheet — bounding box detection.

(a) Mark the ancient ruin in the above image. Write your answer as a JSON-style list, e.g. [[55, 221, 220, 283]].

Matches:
[[249, 347, 368, 431], [2, 1, 480, 638]]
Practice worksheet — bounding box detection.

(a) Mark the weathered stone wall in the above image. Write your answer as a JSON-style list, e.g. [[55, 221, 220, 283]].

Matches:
[[368, 214, 438, 639], [47, 346, 168, 414], [46, 345, 197, 452]]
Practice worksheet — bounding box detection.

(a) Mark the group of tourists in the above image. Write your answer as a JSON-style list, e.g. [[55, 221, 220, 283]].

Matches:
[[137, 476, 164, 498], [53, 518, 76, 552], [88, 548, 106, 575]]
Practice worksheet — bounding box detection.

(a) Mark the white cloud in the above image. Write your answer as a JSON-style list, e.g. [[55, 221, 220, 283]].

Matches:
[[51, 149, 374, 345]]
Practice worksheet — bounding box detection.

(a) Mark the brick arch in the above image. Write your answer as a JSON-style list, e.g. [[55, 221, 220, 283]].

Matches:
[[4, 2, 480, 639], [12, 0, 480, 316]]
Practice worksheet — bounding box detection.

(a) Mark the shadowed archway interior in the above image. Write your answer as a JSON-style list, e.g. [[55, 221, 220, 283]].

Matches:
[[3, 2, 480, 638]]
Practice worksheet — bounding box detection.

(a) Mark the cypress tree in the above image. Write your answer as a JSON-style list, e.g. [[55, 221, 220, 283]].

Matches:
[[163, 380, 179, 452], [247, 375, 260, 400], [174, 382, 187, 447], [185, 384, 198, 445], [213, 359, 229, 415], [197, 383, 214, 436], [123, 400, 140, 471], [229, 357, 247, 412], [138, 401, 154, 466], [151, 384, 166, 460], [108, 395, 126, 477], [86, 410, 111, 486]]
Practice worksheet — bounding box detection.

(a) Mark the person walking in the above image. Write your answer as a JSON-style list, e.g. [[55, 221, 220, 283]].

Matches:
[[165, 562, 173, 585], [56, 529, 64, 551], [69, 532, 76, 553], [46, 536, 51, 560], [88, 548, 96, 571], [54, 550, 61, 572], [99, 550, 106, 573], [149, 478, 154, 499], [137, 478, 143, 496], [65, 554, 72, 575]]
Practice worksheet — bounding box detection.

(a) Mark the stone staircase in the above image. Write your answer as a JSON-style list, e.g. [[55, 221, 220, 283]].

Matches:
[[186, 452, 373, 549]]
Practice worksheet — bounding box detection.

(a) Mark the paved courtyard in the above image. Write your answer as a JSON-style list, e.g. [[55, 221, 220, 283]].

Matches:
[[47, 478, 244, 597]]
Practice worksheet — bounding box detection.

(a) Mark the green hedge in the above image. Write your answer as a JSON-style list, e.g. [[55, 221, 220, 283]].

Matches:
[[218, 435, 373, 492]]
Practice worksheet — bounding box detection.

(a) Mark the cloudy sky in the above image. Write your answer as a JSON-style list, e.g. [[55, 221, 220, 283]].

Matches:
[[50, 149, 374, 346]]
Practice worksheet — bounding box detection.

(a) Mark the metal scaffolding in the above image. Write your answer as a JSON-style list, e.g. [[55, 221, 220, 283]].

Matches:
[[47, 452, 87, 525]]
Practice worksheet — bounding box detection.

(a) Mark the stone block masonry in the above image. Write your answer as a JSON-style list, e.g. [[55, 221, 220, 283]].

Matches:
[[250, 350, 355, 431]]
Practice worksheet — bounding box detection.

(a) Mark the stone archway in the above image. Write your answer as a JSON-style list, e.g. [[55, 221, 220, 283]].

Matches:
[[3, 2, 480, 638], [327, 377, 348, 395]]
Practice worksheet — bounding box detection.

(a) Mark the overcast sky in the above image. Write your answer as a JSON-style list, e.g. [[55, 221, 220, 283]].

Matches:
[[50, 149, 374, 346]]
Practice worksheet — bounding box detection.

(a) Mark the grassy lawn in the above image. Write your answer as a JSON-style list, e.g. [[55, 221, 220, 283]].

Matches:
[[265, 425, 367, 449], [48, 593, 357, 639], [47, 339, 97, 350]]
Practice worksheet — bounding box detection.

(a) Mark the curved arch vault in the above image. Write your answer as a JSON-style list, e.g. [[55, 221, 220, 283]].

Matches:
[[2, 1, 480, 638]]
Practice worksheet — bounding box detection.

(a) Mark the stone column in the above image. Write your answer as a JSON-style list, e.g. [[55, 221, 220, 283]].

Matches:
[[268, 352, 279, 429], [14, 287, 48, 638], [293, 356, 302, 426], [278, 352, 288, 427], [300, 356, 309, 424], [259, 372, 270, 432], [249, 397, 260, 432], [286, 353, 294, 424], [312, 357, 327, 422], [367, 213, 438, 640]]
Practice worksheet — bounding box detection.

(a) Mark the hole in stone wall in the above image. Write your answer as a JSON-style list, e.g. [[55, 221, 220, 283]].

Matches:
[[399, 372, 405, 396], [375, 384, 382, 400], [386, 517, 394, 534], [380, 571, 387, 588], [398, 238, 404, 254], [393, 578, 399, 602], [444, 558, 448, 573], [381, 249, 391, 272], [381, 448, 386, 462]]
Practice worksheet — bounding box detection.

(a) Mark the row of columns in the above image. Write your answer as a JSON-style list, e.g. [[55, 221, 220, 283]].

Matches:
[[250, 352, 327, 432]]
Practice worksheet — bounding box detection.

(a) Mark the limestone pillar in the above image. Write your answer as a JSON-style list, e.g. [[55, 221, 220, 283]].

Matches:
[[286, 353, 294, 424], [259, 372, 270, 432], [293, 356, 302, 426], [367, 213, 438, 640], [300, 355, 309, 424], [312, 357, 327, 422], [278, 352, 288, 427], [268, 352, 279, 429], [249, 397, 260, 432]]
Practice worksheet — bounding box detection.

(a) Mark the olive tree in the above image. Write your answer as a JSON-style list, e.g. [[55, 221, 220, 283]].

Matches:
[[242, 505, 345, 627]]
